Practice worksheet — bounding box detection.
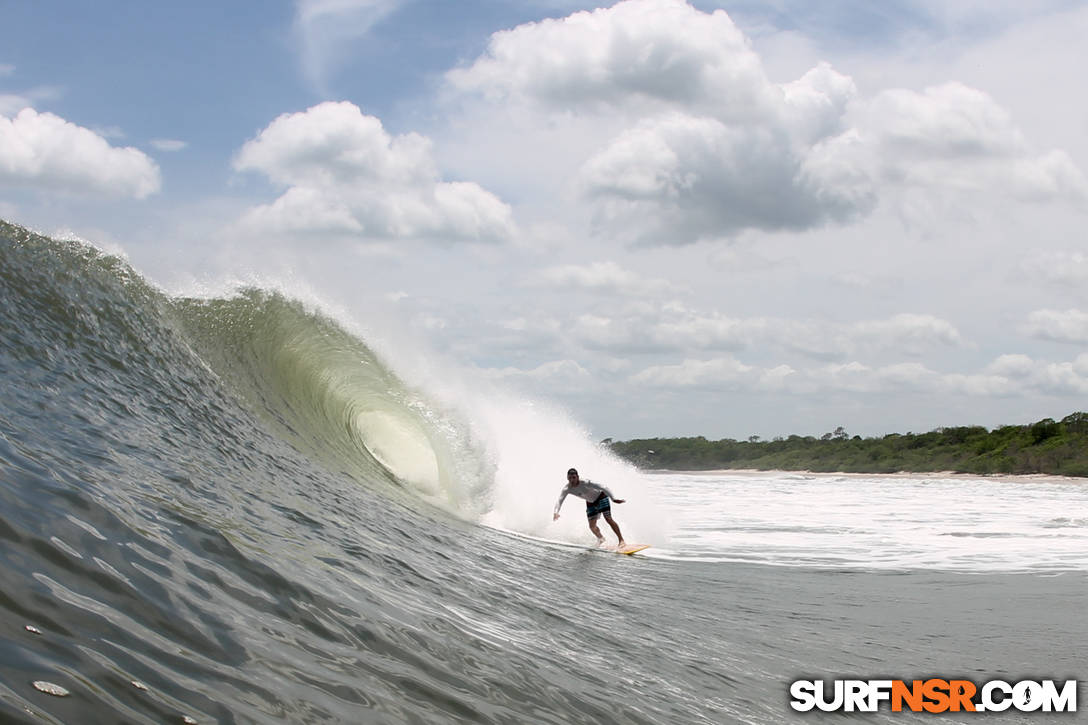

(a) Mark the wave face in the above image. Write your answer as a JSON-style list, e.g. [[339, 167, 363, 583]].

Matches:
[[172, 288, 490, 514], [4, 221, 1087, 724]]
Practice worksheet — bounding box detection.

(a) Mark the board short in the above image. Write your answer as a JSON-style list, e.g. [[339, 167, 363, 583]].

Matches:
[[586, 493, 611, 519]]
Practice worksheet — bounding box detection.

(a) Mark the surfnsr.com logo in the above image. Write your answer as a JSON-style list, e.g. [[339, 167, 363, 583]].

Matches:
[[789, 679, 1078, 713]]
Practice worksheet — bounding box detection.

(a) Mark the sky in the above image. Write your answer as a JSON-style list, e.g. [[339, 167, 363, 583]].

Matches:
[[2, 0, 1088, 441]]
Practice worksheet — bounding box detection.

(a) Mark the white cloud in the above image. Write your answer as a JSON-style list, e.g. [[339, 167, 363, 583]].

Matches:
[[527, 261, 673, 295], [579, 110, 873, 242], [630, 356, 759, 389], [0, 108, 160, 198], [1021, 251, 1088, 288], [233, 101, 514, 243], [649, 303, 779, 352], [631, 357, 877, 392], [478, 359, 593, 388], [942, 372, 1015, 397], [628, 352, 1088, 397], [867, 83, 1026, 159], [448, 0, 774, 120], [150, 138, 188, 152], [0, 95, 30, 119], [984, 354, 1034, 378], [1023, 309, 1088, 344], [445, 0, 1087, 245], [570, 311, 715, 354], [468, 299, 966, 369], [852, 313, 963, 348], [568, 305, 962, 359], [978, 354, 1088, 396], [817, 82, 1088, 203], [294, 0, 402, 92], [492, 303, 762, 356], [93, 125, 126, 140], [450, 0, 868, 243], [0, 85, 62, 118]]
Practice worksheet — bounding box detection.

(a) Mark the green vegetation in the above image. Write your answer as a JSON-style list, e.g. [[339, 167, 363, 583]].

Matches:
[[607, 412, 1088, 478]]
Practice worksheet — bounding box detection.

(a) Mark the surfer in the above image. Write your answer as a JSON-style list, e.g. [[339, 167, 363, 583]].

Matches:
[[553, 468, 626, 547]]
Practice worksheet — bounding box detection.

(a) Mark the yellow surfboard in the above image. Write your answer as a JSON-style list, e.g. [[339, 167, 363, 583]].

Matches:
[[615, 544, 650, 555]]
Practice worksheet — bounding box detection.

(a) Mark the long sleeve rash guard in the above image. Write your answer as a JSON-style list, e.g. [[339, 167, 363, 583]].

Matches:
[[554, 479, 617, 517]]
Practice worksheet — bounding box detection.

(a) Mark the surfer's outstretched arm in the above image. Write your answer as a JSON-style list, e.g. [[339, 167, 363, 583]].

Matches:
[[553, 487, 570, 520]]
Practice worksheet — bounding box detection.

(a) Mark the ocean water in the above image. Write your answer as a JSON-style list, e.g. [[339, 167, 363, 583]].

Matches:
[[655, 471, 1088, 571], [1, 221, 1085, 724]]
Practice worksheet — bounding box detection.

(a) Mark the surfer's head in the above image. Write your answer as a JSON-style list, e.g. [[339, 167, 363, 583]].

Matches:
[[567, 468, 579, 483]]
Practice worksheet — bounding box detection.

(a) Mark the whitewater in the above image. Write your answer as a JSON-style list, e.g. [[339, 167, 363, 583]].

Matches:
[[1, 221, 1085, 724]]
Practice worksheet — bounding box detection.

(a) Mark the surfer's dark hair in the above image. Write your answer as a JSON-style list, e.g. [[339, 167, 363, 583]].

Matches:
[[567, 468, 578, 476]]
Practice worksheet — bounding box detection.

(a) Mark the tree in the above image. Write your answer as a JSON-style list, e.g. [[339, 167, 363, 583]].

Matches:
[[1061, 412, 1088, 434], [1030, 418, 1061, 445]]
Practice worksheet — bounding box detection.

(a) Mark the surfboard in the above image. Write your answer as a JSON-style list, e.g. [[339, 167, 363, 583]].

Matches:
[[491, 526, 650, 556]]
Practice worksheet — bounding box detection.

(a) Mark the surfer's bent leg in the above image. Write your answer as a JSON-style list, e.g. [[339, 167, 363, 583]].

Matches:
[[588, 517, 606, 545], [586, 494, 609, 544], [603, 512, 625, 547]]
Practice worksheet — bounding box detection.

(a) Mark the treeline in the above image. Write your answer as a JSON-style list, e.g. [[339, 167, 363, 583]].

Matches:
[[606, 412, 1088, 477]]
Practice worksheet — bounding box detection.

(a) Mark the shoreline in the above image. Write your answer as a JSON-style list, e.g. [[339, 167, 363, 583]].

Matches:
[[642, 468, 1086, 484]]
